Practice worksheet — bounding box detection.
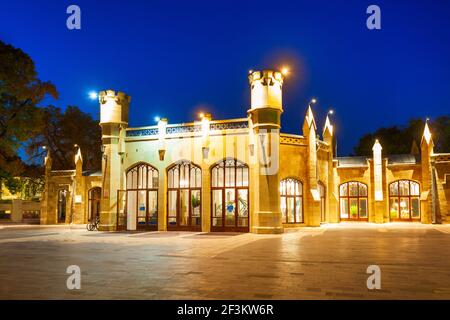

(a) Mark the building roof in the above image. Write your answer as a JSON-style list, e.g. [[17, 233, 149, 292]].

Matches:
[[336, 154, 420, 167], [82, 170, 102, 177], [387, 154, 419, 165], [336, 156, 368, 167]]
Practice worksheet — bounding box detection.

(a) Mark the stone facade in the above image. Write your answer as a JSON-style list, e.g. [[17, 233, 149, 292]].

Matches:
[[40, 70, 450, 232]]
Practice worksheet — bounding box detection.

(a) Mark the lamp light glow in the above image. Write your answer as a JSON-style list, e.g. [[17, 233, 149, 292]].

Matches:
[[88, 91, 98, 100], [281, 67, 290, 76], [154, 116, 161, 122]]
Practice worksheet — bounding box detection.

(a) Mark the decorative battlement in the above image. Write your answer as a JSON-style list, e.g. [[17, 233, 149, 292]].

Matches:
[[126, 119, 249, 137], [248, 70, 284, 112], [99, 89, 130, 125], [248, 70, 284, 87], [99, 90, 131, 105]]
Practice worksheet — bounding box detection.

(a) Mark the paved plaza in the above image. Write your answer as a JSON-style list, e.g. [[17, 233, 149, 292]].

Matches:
[[0, 223, 449, 300]]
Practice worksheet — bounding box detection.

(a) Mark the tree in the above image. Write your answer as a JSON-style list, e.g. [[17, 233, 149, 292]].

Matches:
[[0, 40, 57, 178], [26, 105, 102, 171], [353, 116, 450, 156]]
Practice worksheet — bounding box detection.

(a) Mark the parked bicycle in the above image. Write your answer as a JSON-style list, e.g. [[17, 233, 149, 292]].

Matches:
[[86, 216, 100, 231]]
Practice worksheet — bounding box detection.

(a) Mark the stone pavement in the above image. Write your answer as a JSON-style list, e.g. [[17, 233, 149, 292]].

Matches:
[[0, 223, 449, 300]]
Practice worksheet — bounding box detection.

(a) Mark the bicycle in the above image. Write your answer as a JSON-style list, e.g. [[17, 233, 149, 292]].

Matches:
[[86, 216, 100, 231]]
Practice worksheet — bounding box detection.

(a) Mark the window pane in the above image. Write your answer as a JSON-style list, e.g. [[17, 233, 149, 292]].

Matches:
[[191, 190, 201, 226], [287, 197, 295, 223], [390, 198, 399, 219], [225, 188, 235, 226], [350, 198, 358, 219], [399, 180, 409, 196], [212, 190, 223, 227], [238, 189, 248, 227], [137, 190, 146, 225], [173, 167, 179, 188], [280, 180, 285, 196], [400, 197, 410, 219], [389, 182, 398, 196], [295, 197, 302, 223], [148, 191, 158, 225], [179, 189, 189, 226], [349, 182, 358, 196], [340, 198, 348, 218], [236, 167, 243, 187], [359, 184, 367, 196], [168, 191, 177, 225], [242, 167, 249, 187], [411, 197, 420, 219], [127, 190, 136, 229], [281, 196, 287, 223], [168, 169, 173, 188], [410, 182, 420, 196], [340, 183, 348, 197], [359, 199, 367, 218]]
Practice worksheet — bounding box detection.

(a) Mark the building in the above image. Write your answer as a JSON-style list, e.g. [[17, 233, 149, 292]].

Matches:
[[40, 70, 450, 232]]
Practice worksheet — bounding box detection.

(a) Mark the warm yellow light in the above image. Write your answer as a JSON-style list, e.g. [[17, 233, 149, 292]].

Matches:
[[198, 112, 204, 119], [311, 98, 317, 104], [281, 67, 290, 76]]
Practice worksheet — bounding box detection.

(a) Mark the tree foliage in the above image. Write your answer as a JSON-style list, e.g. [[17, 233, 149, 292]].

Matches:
[[0, 40, 57, 178], [353, 116, 450, 156], [26, 105, 102, 171]]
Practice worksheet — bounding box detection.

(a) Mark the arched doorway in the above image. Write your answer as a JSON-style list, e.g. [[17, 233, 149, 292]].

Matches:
[[167, 160, 202, 231], [211, 158, 249, 232], [339, 181, 368, 221], [389, 180, 420, 221], [57, 189, 68, 223], [88, 187, 101, 222], [126, 163, 159, 230]]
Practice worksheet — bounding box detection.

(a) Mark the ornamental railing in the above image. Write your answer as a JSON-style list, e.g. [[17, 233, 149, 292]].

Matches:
[[126, 119, 249, 137]]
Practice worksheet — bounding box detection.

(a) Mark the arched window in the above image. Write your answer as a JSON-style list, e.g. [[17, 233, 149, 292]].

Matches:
[[88, 187, 101, 222], [339, 181, 368, 221], [280, 178, 303, 224], [167, 160, 202, 230], [211, 159, 249, 232], [318, 181, 326, 223], [389, 180, 420, 221], [126, 163, 159, 230]]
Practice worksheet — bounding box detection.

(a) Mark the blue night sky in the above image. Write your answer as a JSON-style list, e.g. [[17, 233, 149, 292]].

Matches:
[[1, 0, 449, 155]]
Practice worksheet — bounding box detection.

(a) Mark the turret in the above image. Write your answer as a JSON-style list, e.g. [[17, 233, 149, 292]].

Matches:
[[99, 90, 130, 231], [247, 70, 284, 234]]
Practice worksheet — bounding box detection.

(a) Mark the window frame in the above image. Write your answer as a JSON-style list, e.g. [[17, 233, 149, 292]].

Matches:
[[389, 180, 421, 221], [339, 181, 369, 221], [126, 163, 159, 230], [210, 158, 249, 232], [167, 160, 202, 230], [280, 178, 304, 224]]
